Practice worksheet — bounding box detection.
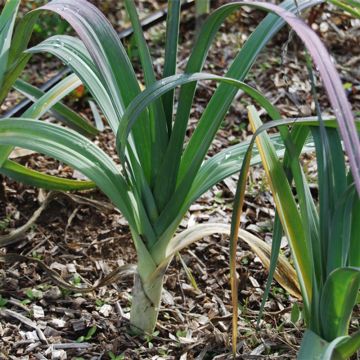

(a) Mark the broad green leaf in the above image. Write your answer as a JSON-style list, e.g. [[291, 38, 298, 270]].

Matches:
[[0, 119, 137, 231], [328, 0, 360, 18], [320, 267, 360, 341], [162, 0, 181, 131], [27, 36, 118, 132], [335, 330, 360, 359], [14, 78, 98, 136], [40, 0, 133, 117], [0, 159, 95, 191], [0, 0, 20, 88], [39, 0, 152, 182], [180, 0, 360, 200], [247, 106, 312, 311], [1, 74, 92, 178], [154, 0, 323, 216], [0, 52, 31, 104], [124, 0, 168, 184], [150, 223, 300, 301], [16, 1, 152, 182], [349, 195, 360, 267], [327, 185, 356, 274], [298, 330, 343, 360], [22, 74, 82, 119]]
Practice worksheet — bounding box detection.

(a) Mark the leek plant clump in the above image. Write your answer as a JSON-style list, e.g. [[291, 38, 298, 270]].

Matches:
[[0, 0, 359, 344], [230, 106, 360, 359]]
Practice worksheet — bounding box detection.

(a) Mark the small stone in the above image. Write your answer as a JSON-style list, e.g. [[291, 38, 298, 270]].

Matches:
[[66, 264, 76, 273], [320, 22, 329, 33], [249, 276, 260, 288], [52, 349, 67, 360], [50, 262, 67, 272], [181, 283, 199, 296], [48, 318, 66, 329], [33, 305, 45, 319], [25, 330, 39, 341], [162, 289, 175, 306], [98, 304, 112, 317], [44, 286, 62, 300]]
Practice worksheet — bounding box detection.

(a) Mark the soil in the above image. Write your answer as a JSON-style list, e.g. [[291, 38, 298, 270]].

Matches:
[[0, 1, 359, 359]]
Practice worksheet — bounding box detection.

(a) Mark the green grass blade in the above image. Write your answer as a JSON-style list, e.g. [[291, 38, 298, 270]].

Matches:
[[320, 267, 360, 341], [162, 0, 181, 132], [1, 159, 95, 191], [14, 78, 98, 136]]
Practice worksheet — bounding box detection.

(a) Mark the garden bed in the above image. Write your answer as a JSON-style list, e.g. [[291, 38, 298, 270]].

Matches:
[[0, 1, 359, 359]]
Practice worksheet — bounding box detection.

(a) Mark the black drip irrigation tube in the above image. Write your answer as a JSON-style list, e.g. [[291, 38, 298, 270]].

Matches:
[[2, 0, 195, 118]]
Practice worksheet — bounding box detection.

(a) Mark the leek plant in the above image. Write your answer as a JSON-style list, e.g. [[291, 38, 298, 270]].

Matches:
[[1, 0, 359, 337], [229, 69, 360, 359]]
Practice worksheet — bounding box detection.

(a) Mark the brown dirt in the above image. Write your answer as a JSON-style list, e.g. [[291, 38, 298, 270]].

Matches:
[[1, 1, 359, 359]]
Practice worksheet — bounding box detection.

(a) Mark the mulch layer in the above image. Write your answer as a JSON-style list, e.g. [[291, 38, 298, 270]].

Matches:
[[1, 1, 359, 359]]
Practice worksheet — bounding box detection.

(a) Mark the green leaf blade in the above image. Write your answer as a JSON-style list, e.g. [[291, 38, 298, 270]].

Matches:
[[1, 159, 95, 191], [320, 267, 360, 341]]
